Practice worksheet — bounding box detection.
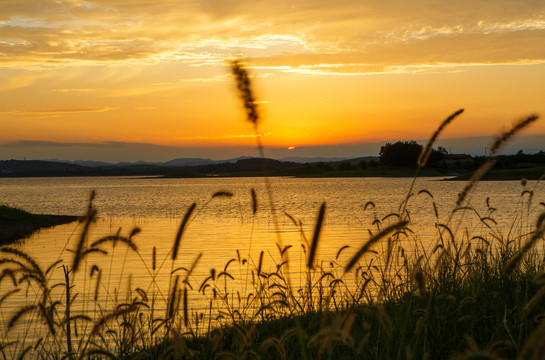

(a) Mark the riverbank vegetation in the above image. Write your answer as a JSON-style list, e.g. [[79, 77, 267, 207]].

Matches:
[[5, 149, 545, 180], [0, 205, 77, 245], [450, 152, 545, 180]]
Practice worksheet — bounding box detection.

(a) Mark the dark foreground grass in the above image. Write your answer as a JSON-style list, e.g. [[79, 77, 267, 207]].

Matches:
[[129, 247, 545, 360], [0, 205, 77, 245]]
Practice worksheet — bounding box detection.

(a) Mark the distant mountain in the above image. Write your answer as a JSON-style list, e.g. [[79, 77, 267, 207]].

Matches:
[[72, 160, 113, 167], [179, 157, 300, 175], [54, 157, 257, 168], [45, 159, 113, 167], [214, 156, 255, 164], [280, 156, 351, 163], [0, 160, 91, 175], [116, 160, 161, 167], [336, 156, 380, 165], [163, 158, 214, 167], [0, 156, 383, 177]]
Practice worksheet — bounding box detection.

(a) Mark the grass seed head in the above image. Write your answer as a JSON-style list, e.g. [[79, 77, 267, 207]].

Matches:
[[231, 60, 259, 128]]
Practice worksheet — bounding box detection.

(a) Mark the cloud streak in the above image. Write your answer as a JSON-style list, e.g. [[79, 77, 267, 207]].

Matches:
[[0, 107, 116, 115], [0, 0, 543, 74]]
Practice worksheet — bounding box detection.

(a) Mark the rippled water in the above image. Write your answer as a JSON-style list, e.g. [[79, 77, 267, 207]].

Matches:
[[1, 176, 543, 282], [1, 176, 543, 349]]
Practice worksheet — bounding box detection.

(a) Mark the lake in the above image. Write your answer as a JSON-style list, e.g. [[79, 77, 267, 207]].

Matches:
[[0, 176, 543, 351]]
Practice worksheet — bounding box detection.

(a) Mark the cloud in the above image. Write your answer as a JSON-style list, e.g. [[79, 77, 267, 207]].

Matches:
[[50, 88, 95, 92], [248, 28, 545, 75], [0, 107, 117, 115], [177, 74, 229, 82], [0, 0, 543, 74], [4, 140, 98, 147], [0, 73, 45, 91], [176, 132, 271, 140]]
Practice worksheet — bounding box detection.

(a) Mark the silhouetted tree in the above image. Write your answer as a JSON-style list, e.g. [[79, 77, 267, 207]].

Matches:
[[380, 141, 448, 167], [380, 141, 423, 167], [427, 146, 448, 167]]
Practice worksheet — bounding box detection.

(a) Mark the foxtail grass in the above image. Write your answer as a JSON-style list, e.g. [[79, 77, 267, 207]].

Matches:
[[402, 108, 464, 216], [172, 203, 196, 261], [307, 202, 326, 270], [456, 114, 539, 207], [417, 108, 464, 167]]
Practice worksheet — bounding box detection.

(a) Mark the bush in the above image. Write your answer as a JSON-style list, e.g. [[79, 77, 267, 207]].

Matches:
[[379, 141, 423, 167]]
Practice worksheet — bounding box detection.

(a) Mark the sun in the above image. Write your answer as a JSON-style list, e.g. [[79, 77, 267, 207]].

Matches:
[[288, 146, 295, 150]]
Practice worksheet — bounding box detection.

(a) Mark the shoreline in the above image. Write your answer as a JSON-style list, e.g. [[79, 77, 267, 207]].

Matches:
[[0, 205, 78, 246], [2, 165, 542, 181]]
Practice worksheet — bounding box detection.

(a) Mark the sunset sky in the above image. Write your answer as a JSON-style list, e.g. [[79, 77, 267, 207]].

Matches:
[[0, 0, 544, 161]]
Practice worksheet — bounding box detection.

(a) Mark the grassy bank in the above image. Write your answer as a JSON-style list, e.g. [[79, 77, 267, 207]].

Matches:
[[0, 205, 77, 245], [163, 166, 458, 178], [145, 250, 545, 360], [450, 166, 545, 181]]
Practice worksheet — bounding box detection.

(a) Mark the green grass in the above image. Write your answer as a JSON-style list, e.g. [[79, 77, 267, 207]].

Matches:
[[163, 166, 458, 178], [0, 205, 77, 245], [451, 166, 545, 181], [285, 166, 457, 178]]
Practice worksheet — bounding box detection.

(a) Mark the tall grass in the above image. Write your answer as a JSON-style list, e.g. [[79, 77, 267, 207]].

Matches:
[[0, 62, 543, 359]]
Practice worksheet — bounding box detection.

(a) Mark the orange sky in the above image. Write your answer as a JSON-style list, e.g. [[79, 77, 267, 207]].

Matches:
[[0, 0, 544, 161]]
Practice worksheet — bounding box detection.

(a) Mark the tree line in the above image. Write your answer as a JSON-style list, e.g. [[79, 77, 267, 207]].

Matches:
[[379, 141, 448, 167]]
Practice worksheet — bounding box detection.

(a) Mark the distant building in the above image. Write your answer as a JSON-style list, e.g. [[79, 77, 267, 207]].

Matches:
[[442, 154, 474, 166]]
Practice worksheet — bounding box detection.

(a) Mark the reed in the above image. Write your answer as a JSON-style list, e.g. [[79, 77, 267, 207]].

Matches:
[[456, 114, 539, 207], [417, 108, 464, 167], [344, 220, 409, 273], [307, 202, 326, 270], [231, 60, 259, 129], [172, 202, 196, 261]]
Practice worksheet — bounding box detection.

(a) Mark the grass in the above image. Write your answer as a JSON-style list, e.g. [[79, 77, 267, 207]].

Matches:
[[451, 166, 545, 181], [0, 205, 77, 245], [162, 165, 458, 178], [168, 252, 545, 359], [0, 62, 543, 359]]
